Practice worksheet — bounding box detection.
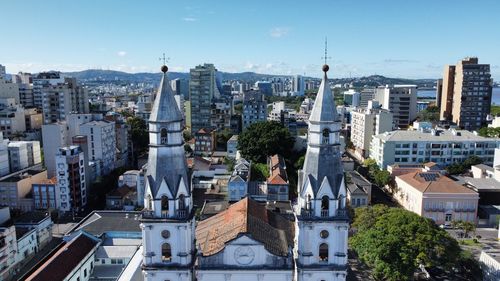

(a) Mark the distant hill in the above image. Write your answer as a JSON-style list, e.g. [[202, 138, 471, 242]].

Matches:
[[62, 69, 436, 87]]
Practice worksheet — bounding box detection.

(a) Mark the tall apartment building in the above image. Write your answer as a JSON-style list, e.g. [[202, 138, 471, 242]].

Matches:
[[0, 76, 20, 103], [0, 132, 10, 176], [210, 98, 232, 131], [292, 75, 305, 96], [370, 129, 499, 169], [55, 146, 86, 212], [375, 85, 417, 129], [438, 57, 492, 130], [42, 77, 89, 124], [0, 104, 26, 138], [343, 89, 360, 107], [351, 101, 393, 159], [32, 71, 65, 108], [189, 63, 221, 133], [242, 90, 267, 130], [80, 120, 116, 176], [42, 122, 69, 177], [7, 141, 41, 172]]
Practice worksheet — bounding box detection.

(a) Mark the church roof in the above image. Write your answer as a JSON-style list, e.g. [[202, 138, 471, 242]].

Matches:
[[308, 69, 338, 123], [149, 67, 183, 123], [195, 197, 294, 257]]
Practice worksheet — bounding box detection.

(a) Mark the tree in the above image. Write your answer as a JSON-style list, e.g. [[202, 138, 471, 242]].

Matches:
[[373, 170, 391, 187], [238, 121, 294, 163], [250, 163, 269, 181], [216, 128, 233, 150], [350, 206, 479, 281], [446, 155, 483, 175], [478, 127, 500, 138], [416, 106, 439, 122], [127, 116, 149, 156]]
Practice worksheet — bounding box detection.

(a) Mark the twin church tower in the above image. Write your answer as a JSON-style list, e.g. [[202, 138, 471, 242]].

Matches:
[[140, 62, 348, 281]]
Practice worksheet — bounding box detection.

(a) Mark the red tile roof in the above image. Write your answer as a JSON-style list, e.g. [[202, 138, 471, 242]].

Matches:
[[397, 172, 477, 194], [25, 233, 99, 281], [195, 198, 294, 257], [267, 154, 288, 185]]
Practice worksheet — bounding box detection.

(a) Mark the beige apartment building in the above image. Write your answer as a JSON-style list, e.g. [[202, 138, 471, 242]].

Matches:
[[394, 171, 479, 225], [439, 57, 493, 130]]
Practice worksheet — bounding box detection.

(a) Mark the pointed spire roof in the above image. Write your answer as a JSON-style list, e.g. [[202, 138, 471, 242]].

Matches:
[[149, 65, 183, 123], [309, 65, 338, 123]]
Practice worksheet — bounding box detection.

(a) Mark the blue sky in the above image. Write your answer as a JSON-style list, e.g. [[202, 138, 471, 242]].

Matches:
[[1, 0, 499, 79]]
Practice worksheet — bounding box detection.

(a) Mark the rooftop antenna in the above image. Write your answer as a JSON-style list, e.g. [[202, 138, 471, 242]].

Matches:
[[321, 37, 331, 66], [159, 53, 170, 66]]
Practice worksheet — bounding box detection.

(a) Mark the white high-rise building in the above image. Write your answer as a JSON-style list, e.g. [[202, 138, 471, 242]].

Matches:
[[374, 85, 417, 129], [343, 89, 360, 107], [80, 120, 116, 176], [141, 65, 194, 281], [7, 141, 41, 172], [293, 74, 305, 96], [350, 101, 393, 159], [296, 64, 348, 281], [55, 146, 86, 212], [42, 122, 69, 177]]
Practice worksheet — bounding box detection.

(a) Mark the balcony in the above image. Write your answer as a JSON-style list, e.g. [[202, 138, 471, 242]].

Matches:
[[142, 208, 189, 220], [300, 208, 349, 220]]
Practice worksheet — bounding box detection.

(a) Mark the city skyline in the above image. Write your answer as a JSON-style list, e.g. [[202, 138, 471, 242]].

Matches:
[[1, 0, 500, 80]]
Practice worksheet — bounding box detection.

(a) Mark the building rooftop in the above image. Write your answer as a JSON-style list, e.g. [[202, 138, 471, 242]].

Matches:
[[473, 164, 494, 172], [482, 250, 500, 263], [374, 129, 499, 142], [460, 177, 500, 191], [14, 211, 50, 225], [67, 211, 142, 237], [95, 245, 139, 259], [397, 172, 478, 195], [195, 197, 294, 257], [25, 233, 99, 281]]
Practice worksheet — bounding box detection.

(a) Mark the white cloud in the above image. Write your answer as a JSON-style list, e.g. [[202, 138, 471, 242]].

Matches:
[[117, 51, 127, 57], [269, 27, 289, 38], [182, 17, 198, 22]]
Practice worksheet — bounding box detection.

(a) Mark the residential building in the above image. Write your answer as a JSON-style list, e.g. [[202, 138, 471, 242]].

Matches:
[[242, 90, 267, 130], [32, 177, 58, 210], [375, 85, 417, 128], [55, 146, 87, 212], [171, 78, 189, 100], [417, 101, 430, 113], [135, 93, 152, 120], [0, 207, 18, 280], [42, 122, 69, 178], [346, 171, 371, 207], [18, 83, 34, 108], [80, 120, 116, 176], [343, 89, 360, 107], [370, 128, 499, 169], [24, 108, 43, 130], [394, 171, 479, 225], [359, 88, 375, 108], [194, 128, 216, 155], [0, 133, 9, 176], [438, 57, 492, 130], [189, 63, 221, 133], [8, 141, 41, 172], [228, 157, 251, 201], [0, 104, 26, 138], [229, 114, 242, 134], [0, 76, 20, 103], [0, 65, 5, 79], [267, 154, 289, 201], [226, 135, 238, 159], [350, 100, 393, 159], [66, 113, 102, 138], [41, 77, 90, 124], [210, 98, 231, 130], [296, 65, 348, 280], [255, 81, 273, 96], [32, 71, 64, 108], [106, 187, 137, 210], [13, 211, 53, 267], [0, 169, 47, 211]]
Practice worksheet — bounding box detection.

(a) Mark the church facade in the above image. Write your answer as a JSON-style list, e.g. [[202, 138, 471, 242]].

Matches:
[[140, 64, 348, 281]]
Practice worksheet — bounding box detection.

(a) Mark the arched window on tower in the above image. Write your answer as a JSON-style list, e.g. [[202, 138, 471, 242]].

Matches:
[[322, 129, 330, 144], [161, 243, 172, 262], [319, 243, 329, 262], [321, 196, 329, 217], [161, 195, 169, 217], [306, 194, 312, 210], [160, 128, 168, 144], [179, 194, 186, 210], [147, 195, 153, 210]]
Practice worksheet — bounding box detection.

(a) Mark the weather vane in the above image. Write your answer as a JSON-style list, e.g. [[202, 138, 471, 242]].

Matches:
[[321, 37, 331, 65], [159, 53, 170, 66]]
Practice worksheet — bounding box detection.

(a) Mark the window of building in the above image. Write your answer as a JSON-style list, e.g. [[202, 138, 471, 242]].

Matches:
[[161, 196, 168, 215], [160, 128, 168, 144], [320, 230, 329, 239], [179, 194, 186, 210], [322, 129, 330, 144], [161, 230, 170, 239], [306, 195, 312, 210], [319, 243, 328, 261], [84, 269, 87, 277], [321, 196, 329, 210], [162, 243, 172, 262]]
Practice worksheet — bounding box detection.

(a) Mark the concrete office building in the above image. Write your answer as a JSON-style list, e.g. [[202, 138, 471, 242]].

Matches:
[[189, 63, 221, 133], [350, 101, 393, 159], [438, 57, 492, 130], [370, 128, 500, 169], [343, 89, 360, 107], [292, 75, 305, 96], [255, 81, 273, 96], [375, 85, 417, 129], [359, 88, 375, 108]]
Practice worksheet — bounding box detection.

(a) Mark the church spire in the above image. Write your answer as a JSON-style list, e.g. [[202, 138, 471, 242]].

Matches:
[[149, 63, 183, 123], [308, 63, 338, 123]]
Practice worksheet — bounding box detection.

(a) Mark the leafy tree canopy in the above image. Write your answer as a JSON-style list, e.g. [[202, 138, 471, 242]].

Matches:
[[127, 116, 149, 155], [350, 205, 480, 281], [238, 121, 294, 163], [446, 155, 483, 175], [417, 106, 439, 122], [478, 127, 500, 138]]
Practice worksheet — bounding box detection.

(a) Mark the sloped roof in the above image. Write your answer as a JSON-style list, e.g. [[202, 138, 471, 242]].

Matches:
[[149, 70, 183, 123], [25, 233, 99, 281], [267, 154, 288, 185], [195, 198, 294, 257], [397, 172, 477, 194], [309, 70, 338, 123]]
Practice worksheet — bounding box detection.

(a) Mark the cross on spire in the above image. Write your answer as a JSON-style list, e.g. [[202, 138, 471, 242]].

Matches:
[[159, 53, 170, 66], [321, 37, 331, 65]]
